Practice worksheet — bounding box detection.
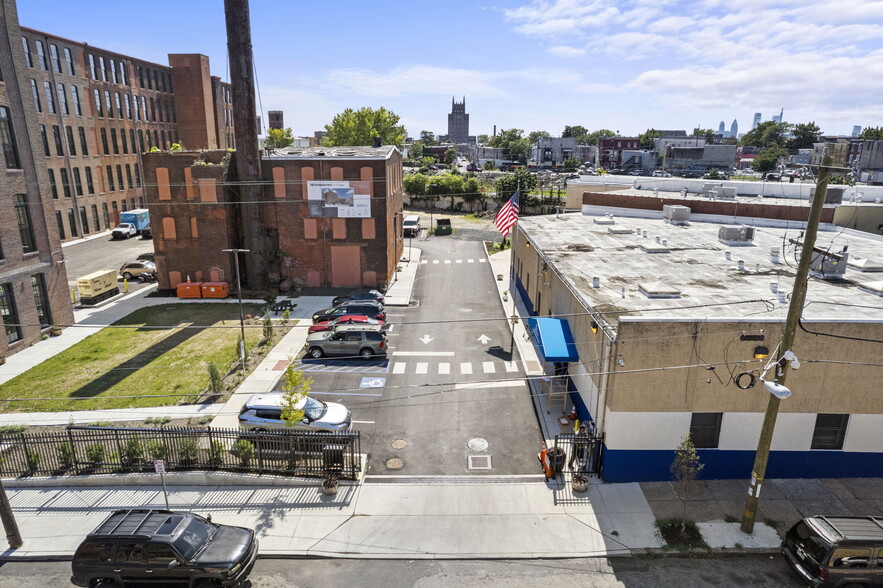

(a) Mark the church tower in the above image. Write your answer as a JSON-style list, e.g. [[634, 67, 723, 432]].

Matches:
[[447, 96, 469, 144]]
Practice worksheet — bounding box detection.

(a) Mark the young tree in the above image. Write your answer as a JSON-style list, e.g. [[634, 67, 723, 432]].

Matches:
[[477, 134, 490, 144], [563, 157, 582, 170], [420, 130, 437, 145], [692, 128, 716, 142], [407, 140, 426, 163], [860, 126, 883, 140], [495, 168, 536, 202], [528, 130, 551, 144], [638, 129, 663, 150], [752, 146, 787, 172], [324, 107, 405, 148], [444, 146, 458, 164], [562, 125, 589, 143], [671, 433, 704, 531], [787, 122, 822, 149], [265, 127, 295, 149], [740, 121, 791, 148], [280, 364, 313, 426], [488, 128, 530, 164]]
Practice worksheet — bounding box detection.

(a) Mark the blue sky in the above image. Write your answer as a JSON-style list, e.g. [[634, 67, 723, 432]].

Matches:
[[18, 0, 883, 139]]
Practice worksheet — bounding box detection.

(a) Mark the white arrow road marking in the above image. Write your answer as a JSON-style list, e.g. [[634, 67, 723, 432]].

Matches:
[[419, 335, 434, 345], [477, 334, 491, 344]]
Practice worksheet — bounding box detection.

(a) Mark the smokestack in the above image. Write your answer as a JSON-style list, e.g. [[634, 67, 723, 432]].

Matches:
[[373, 136, 383, 148]]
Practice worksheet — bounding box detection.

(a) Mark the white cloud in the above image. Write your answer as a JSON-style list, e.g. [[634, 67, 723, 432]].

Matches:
[[548, 45, 587, 57], [321, 65, 504, 98]]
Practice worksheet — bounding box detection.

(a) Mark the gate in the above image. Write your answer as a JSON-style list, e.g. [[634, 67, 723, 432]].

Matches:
[[553, 430, 604, 477]]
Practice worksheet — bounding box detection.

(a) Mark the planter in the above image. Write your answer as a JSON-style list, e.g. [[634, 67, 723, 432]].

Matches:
[[322, 474, 339, 495], [497, 274, 503, 281], [572, 474, 589, 493], [322, 483, 339, 496], [50, 326, 63, 337]]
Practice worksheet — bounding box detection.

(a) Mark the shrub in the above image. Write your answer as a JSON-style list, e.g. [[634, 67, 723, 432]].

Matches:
[[121, 436, 144, 467], [208, 441, 225, 468], [0, 425, 27, 435], [148, 441, 170, 461], [56, 442, 75, 470], [85, 444, 106, 465], [208, 363, 223, 395], [233, 439, 255, 468], [198, 415, 213, 425], [26, 449, 41, 472], [145, 417, 171, 426], [178, 439, 199, 465], [281, 309, 290, 325]]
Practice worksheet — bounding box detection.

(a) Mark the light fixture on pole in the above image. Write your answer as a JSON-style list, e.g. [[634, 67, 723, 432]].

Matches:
[[222, 248, 250, 371]]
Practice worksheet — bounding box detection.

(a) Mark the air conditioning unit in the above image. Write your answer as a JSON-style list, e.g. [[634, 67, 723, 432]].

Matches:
[[662, 205, 691, 224], [718, 225, 755, 244], [809, 249, 849, 279]]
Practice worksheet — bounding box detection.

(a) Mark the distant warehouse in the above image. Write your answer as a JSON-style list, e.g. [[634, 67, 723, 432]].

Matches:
[[512, 208, 883, 482]]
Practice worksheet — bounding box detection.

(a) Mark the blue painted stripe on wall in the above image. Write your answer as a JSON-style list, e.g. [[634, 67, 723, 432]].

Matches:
[[601, 447, 883, 483], [514, 275, 535, 315]]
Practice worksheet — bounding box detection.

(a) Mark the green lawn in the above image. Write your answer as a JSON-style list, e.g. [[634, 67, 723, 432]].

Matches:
[[0, 303, 270, 413]]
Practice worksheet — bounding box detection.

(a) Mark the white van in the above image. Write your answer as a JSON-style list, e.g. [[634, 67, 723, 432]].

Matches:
[[403, 215, 421, 237]]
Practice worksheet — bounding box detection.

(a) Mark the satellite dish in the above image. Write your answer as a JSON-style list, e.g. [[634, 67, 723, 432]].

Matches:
[[763, 380, 792, 400]]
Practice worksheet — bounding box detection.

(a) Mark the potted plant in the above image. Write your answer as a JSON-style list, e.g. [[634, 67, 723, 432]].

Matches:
[[572, 473, 589, 493], [322, 473, 340, 495], [50, 325, 63, 336], [503, 290, 509, 301]]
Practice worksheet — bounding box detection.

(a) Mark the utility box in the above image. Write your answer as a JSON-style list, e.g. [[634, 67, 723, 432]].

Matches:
[[177, 282, 203, 299], [77, 270, 120, 305], [200, 282, 229, 298]]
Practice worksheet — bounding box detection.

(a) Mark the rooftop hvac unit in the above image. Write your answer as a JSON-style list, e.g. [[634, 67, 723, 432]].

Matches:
[[719, 187, 737, 199], [808, 186, 845, 204], [809, 249, 849, 279], [718, 225, 755, 244], [662, 205, 691, 223]]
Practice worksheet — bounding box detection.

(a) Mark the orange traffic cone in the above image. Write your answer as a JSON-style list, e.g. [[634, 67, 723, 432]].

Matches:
[[569, 405, 577, 420], [538, 443, 552, 478]]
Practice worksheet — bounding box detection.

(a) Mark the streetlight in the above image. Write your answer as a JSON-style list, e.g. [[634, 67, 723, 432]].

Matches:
[[223, 248, 250, 371]]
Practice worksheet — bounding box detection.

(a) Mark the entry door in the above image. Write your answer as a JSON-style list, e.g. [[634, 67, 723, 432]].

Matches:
[[330, 245, 361, 287]]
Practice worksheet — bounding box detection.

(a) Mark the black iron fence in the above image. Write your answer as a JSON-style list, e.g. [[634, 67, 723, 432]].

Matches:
[[0, 426, 362, 480], [553, 431, 604, 477]]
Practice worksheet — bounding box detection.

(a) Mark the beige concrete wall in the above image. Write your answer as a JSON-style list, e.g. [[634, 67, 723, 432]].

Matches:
[[832, 204, 883, 236]]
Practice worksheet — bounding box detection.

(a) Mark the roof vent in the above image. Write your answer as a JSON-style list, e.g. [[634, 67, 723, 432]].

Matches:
[[662, 205, 691, 224], [640, 242, 670, 253], [593, 216, 615, 225], [847, 256, 883, 272], [608, 226, 633, 235], [718, 225, 755, 245], [638, 281, 680, 298], [769, 246, 781, 264], [809, 247, 849, 279], [592, 276, 600, 288]]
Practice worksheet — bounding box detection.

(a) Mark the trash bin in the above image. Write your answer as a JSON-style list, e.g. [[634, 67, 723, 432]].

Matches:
[[549, 446, 566, 475], [323, 444, 344, 474]]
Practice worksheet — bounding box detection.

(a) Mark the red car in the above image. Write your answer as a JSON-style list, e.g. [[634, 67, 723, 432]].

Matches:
[[308, 314, 386, 333]]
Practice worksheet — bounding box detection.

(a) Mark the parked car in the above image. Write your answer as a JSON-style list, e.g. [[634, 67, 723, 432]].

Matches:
[[141, 224, 152, 239], [304, 326, 388, 359], [679, 171, 700, 178], [782, 515, 883, 587], [119, 260, 156, 280], [137, 252, 156, 263], [312, 301, 385, 324], [652, 170, 671, 177], [70, 509, 258, 588], [308, 314, 385, 334], [238, 392, 352, 432], [331, 289, 385, 306], [765, 172, 781, 181], [111, 223, 137, 239]]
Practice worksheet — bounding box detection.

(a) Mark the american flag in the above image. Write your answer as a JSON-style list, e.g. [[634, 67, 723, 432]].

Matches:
[[494, 190, 520, 236]]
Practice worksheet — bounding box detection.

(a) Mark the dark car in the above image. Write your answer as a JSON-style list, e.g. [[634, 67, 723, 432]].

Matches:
[[782, 516, 883, 587], [680, 171, 700, 178], [312, 302, 385, 324], [141, 224, 152, 239], [331, 289, 384, 306], [70, 509, 258, 588]]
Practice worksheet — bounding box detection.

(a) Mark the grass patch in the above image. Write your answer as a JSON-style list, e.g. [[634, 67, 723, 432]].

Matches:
[[0, 303, 265, 413], [724, 514, 738, 524], [655, 519, 710, 551], [0, 425, 28, 435]]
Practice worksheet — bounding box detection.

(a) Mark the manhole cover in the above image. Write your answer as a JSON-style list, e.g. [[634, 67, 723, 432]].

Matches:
[[467, 438, 488, 452], [467, 455, 492, 470], [391, 439, 408, 449], [386, 457, 404, 470]]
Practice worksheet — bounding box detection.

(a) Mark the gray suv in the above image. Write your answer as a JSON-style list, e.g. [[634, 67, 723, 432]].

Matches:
[[304, 327, 387, 359], [71, 509, 257, 587]]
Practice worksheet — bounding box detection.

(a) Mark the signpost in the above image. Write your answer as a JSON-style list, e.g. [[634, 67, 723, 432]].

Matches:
[[154, 460, 170, 510]]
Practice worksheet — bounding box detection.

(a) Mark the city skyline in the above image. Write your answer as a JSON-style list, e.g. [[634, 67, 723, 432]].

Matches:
[[17, 0, 880, 140]]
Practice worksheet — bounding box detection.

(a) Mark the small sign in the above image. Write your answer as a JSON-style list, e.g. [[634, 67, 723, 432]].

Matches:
[[153, 459, 166, 474]]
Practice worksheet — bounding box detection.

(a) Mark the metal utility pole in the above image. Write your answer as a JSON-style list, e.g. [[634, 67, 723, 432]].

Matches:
[[223, 248, 250, 371], [740, 156, 833, 533], [224, 0, 267, 289]]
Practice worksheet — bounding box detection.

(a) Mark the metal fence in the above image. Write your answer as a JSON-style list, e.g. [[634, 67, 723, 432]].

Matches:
[[553, 432, 604, 477], [0, 426, 362, 480]]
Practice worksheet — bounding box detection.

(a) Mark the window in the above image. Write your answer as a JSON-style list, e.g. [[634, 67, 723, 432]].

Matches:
[[93, 89, 102, 116], [64, 47, 74, 75], [14, 194, 36, 253], [88, 54, 96, 79], [100, 128, 109, 155], [137, 130, 144, 152], [125, 164, 133, 188], [57, 83, 69, 114], [161, 130, 166, 149], [60, 168, 71, 197], [73, 167, 83, 195], [50, 44, 61, 73], [153, 130, 159, 149], [31, 79, 42, 112], [78, 127, 88, 155], [141, 96, 147, 121], [129, 129, 136, 154], [121, 130, 128, 154], [124, 94, 131, 119], [0, 283, 22, 344], [147, 68, 153, 90], [98, 56, 106, 82], [39, 125, 50, 156], [116, 165, 124, 190], [689, 413, 722, 449], [118, 61, 127, 85], [149, 97, 155, 122], [114, 92, 122, 119], [22, 37, 33, 68], [109, 59, 117, 84], [67, 208, 77, 236], [35, 40, 47, 69], [106, 165, 115, 191], [104, 90, 113, 118], [111, 200, 118, 220], [91, 205, 99, 232], [134, 163, 141, 187], [65, 126, 76, 156], [85, 167, 94, 194], [44, 81, 56, 113], [145, 544, 177, 565], [71, 86, 82, 116], [48, 169, 58, 198], [79, 206, 89, 233], [132, 95, 139, 120], [55, 210, 65, 238], [0, 107, 21, 168], [811, 414, 849, 450], [101, 203, 109, 229], [830, 547, 870, 569], [110, 128, 119, 154], [32, 274, 51, 328], [52, 125, 63, 156], [170, 102, 176, 123]]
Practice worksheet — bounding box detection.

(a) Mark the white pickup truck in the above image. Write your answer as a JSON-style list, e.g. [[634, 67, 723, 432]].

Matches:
[[111, 223, 137, 239]]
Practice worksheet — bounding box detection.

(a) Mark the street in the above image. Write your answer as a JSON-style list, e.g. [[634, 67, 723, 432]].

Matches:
[[0, 555, 802, 587], [61, 232, 154, 290]]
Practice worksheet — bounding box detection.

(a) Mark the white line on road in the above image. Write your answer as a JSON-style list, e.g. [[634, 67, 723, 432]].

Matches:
[[421, 260, 428, 264], [455, 379, 524, 390], [505, 361, 519, 372], [444, 260, 451, 264], [352, 420, 375, 424], [467, 259, 474, 263], [456, 259, 462, 264], [392, 351, 456, 356], [479, 259, 487, 263], [392, 362, 407, 374], [416, 362, 429, 374], [482, 361, 496, 373], [460, 362, 473, 374], [438, 363, 450, 375], [310, 391, 383, 397], [432, 260, 440, 264]]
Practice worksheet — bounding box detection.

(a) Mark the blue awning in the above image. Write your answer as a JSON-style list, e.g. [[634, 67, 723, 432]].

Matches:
[[527, 317, 579, 362]]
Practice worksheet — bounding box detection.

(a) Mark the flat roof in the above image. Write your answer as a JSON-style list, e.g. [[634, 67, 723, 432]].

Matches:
[[266, 146, 397, 160], [518, 212, 883, 326]]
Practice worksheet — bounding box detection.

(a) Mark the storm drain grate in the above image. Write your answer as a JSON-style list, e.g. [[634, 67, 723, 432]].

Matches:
[[467, 455, 492, 470]]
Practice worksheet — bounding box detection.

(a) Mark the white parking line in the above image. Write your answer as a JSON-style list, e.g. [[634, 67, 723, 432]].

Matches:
[[444, 260, 451, 264], [392, 362, 406, 374], [438, 363, 450, 374], [392, 351, 456, 356], [467, 259, 475, 263], [310, 391, 383, 397], [456, 259, 463, 264], [455, 379, 523, 390], [479, 259, 487, 263], [460, 362, 473, 374], [432, 260, 440, 264], [416, 362, 429, 374], [421, 260, 428, 264], [505, 361, 519, 372], [352, 420, 375, 424], [482, 361, 496, 373]]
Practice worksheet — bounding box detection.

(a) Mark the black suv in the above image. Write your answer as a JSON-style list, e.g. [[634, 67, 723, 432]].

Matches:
[[71, 509, 258, 588], [312, 301, 385, 323]]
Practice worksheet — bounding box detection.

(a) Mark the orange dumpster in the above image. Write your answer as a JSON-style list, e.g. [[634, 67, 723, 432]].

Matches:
[[177, 282, 203, 299], [200, 281, 230, 298]]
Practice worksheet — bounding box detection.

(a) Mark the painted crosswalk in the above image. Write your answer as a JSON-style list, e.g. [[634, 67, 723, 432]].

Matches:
[[421, 258, 487, 264], [292, 358, 523, 376]]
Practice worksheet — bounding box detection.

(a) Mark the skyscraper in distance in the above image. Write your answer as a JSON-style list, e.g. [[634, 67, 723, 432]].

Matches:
[[753, 113, 762, 129], [447, 96, 469, 144], [730, 119, 738, 138]]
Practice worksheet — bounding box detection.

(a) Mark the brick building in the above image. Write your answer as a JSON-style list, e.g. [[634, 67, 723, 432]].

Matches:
[[0, 0, 74, 358], [2, 0, 234, 243], [142, 146, 404, 292], [598, 136, 640, 168]]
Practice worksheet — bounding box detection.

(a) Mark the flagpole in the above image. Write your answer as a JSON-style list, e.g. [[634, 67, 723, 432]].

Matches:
[[508, 180, 520, 357]]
